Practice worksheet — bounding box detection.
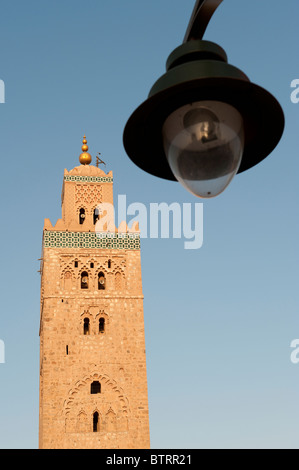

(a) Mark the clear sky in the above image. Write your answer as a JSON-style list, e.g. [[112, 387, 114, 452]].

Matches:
[[0, 0, 298, 449]]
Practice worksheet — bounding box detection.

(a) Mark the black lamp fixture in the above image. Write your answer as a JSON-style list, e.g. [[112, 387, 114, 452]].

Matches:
[[123, 0, 284, 198]]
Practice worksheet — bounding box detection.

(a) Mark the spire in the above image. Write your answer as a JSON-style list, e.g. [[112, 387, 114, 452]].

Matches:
[[79, 135, 92, 165]]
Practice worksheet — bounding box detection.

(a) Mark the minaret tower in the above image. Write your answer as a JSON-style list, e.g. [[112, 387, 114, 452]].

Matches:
[[39, 136, 150, 449]]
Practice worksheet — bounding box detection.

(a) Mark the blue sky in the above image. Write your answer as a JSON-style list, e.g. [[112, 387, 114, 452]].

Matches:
[[0, 0, 298, 449]]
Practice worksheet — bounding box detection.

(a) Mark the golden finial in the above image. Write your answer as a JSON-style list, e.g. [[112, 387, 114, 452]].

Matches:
[[79, 135, 92, 165]]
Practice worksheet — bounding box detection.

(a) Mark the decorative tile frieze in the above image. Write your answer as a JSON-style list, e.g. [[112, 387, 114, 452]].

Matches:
[[43, 231, 140, 250], [64, 175, 113, 183]]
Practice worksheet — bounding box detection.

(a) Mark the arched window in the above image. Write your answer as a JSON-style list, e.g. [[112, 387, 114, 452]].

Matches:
[[108, 259, 111, 269], [93, 208, 99, 225], [83, 318, 90, 335], [79, 208, 86, 225], [81, 271, 89, 289], [98, 272, 105, 290], [91, 381, 101, 394], [99, 317, 105, 333], [93, 412, 99, 432]]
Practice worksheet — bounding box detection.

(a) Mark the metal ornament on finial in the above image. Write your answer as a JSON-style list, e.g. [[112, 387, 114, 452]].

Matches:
[[96, 153, 106, 168]]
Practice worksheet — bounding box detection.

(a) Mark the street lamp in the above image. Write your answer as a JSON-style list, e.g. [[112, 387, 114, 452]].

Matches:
[[123, 0, 284, 198]]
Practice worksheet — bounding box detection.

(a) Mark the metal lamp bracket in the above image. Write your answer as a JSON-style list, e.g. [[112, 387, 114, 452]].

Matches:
[[184, 0, 223, 43]]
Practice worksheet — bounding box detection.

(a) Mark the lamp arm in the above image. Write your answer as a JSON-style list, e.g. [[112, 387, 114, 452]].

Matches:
[[183, 0, 223, 43]]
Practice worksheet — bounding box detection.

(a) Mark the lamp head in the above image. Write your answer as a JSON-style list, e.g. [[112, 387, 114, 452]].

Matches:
[[123, 40, 284, 198]]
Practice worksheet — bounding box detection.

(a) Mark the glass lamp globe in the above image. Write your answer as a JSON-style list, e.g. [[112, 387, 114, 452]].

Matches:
[[162, 101, 244, 198]]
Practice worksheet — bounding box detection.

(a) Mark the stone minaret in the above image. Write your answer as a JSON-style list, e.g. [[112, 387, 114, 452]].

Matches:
[[39, 136, 150, 449]]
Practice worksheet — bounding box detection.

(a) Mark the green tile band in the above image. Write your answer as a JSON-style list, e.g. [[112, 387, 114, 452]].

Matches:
[[43, 231, 140, 250], [64, 175, 113, 183]]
